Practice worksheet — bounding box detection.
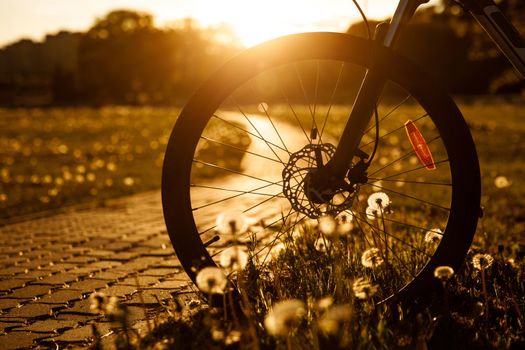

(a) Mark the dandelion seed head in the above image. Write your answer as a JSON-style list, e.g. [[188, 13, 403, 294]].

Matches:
[[472, 253, 494, 270], [424, 228, 443, 244], [316, 296, 334, 311], [361, 248, 384, 268], [219, 246, 248, 271], [318, 304, 352, 335], [216, 211, 249, 235], [314, 238, 330, 252], [195, 267, 228, 294], [319, 215, 337, 236], [352, 278, 378, 300], [494, 175, 511, 189], [434, 266, 454, 280], [365, 206, 380, 220], [264, 299, 306, 336], [367, 192, 390, 210]]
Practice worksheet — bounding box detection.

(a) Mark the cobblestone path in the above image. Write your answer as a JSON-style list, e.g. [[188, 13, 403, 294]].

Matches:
[[0, 191, 190, 349]]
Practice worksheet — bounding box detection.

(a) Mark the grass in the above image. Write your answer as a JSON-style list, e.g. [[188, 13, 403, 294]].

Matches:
[[0, 107, 250, 222], [1, 100, 524, 348], [78, 98, 525, 349]]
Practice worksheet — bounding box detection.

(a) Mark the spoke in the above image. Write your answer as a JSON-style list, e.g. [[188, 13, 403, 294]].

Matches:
[[374, 158, 450, 181], [351, 208, 444, 237], [363, 181, 451, 211], [192, 159, 277, 185], [232, 99, 288, 164], [353, 213, 419, 278], [368, 135, 441, 177], [272, 70, 312, 144], [191, 183, 285, 212], [199, 135, 282, 164], [361, 113, 429, 149], [212, 114, 288, 154], [368, 177, 452, 186], [294, 63, 320, 137], [252, 85, 290, 153], [319, 62, 345, 141], [363, 94, 413, 135]]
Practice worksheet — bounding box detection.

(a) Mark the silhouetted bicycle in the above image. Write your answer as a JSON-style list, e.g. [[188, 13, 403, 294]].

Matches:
[[162, 0, 525, 303]]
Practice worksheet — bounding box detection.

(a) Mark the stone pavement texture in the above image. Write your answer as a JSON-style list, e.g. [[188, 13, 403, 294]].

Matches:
[[0, 191, 194, 349]]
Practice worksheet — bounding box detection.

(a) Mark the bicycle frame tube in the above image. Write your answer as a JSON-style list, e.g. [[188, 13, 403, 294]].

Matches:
[[324, 0, 428, 179], [459, 0, 525, 78]]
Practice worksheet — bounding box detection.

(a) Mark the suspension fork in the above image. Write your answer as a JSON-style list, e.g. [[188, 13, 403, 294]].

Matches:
[[324, 0, 429, 179]]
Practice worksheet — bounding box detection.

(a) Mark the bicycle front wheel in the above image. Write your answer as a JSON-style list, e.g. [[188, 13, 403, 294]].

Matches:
[[162, 33, 480, 303]]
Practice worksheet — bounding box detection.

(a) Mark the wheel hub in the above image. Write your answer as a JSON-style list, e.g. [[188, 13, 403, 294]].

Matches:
[[282, 143, 360, 218]]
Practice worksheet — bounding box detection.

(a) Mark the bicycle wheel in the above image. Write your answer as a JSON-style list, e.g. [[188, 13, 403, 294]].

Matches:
[[162, 32, 480, 303]]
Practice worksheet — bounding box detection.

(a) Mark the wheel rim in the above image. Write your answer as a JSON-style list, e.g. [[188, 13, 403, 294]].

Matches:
[[162, 34, 480, 303]]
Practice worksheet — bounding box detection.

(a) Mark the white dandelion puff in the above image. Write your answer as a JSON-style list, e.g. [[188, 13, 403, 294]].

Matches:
[[318, 304, 352, 335], [434, 266, 454, 280], [264, 299, 306, 336], [215, 211, 250, 235], [314, 238, 330, 252], [366, 206, 380, 220], [367, 192, 390, 210], [361, 248, 384, 268], [219, 246, 249, 271], [196, 267, 228, 294], [424, 228, 443, 244], [494, 176, 511, 189], [472, 253, 494, 270], [319, 215, 337, 236], [352, 278, 378, 300]]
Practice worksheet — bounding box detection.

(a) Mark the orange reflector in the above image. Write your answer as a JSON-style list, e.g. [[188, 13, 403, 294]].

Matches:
[[404, 120, 436, 170]]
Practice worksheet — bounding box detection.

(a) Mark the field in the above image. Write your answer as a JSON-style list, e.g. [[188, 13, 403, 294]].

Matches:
[[1, 100, 525, 348]]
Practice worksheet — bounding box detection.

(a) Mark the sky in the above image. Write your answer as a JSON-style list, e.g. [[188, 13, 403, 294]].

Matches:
[[0, 0, 438, 47]]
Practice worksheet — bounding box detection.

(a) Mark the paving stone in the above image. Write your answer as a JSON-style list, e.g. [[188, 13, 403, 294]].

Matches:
[[141, 248, 176, 257], [0, 299, 20, 310], [10, 270, 51, 281], [88, 261, 122, 269], [102, 285, 138, 298], [119, 276, 159, 287], [67, 280, 108, 294], [84, 250, 115, 258], [55, 312, 100, 324], [0, 322, 24, 335], [61, 256, 98, 264], [90, 270, 128, 281], [38, 263, 77, 272], [38, 290, 83, 305], [14, 319, 77, 333], [0, 280, 26, 292], [2, 303, 55, 319], [6, 285, 51, 299], [0, 331, 46, 349], [48, 325, 94, 343], [152, 279, 187, 290], [125, 290, 172, 306], [140, 268, 180, 277], [63, 267, 99, 277], [100, 242, 132, 251], [0, 267, 28, 276], [31, 273, 79, 286], [60, 299, 98, 315]]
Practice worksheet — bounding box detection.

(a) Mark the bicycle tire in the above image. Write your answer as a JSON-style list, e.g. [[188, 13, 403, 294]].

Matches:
[[162, 32, 481, 303]]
